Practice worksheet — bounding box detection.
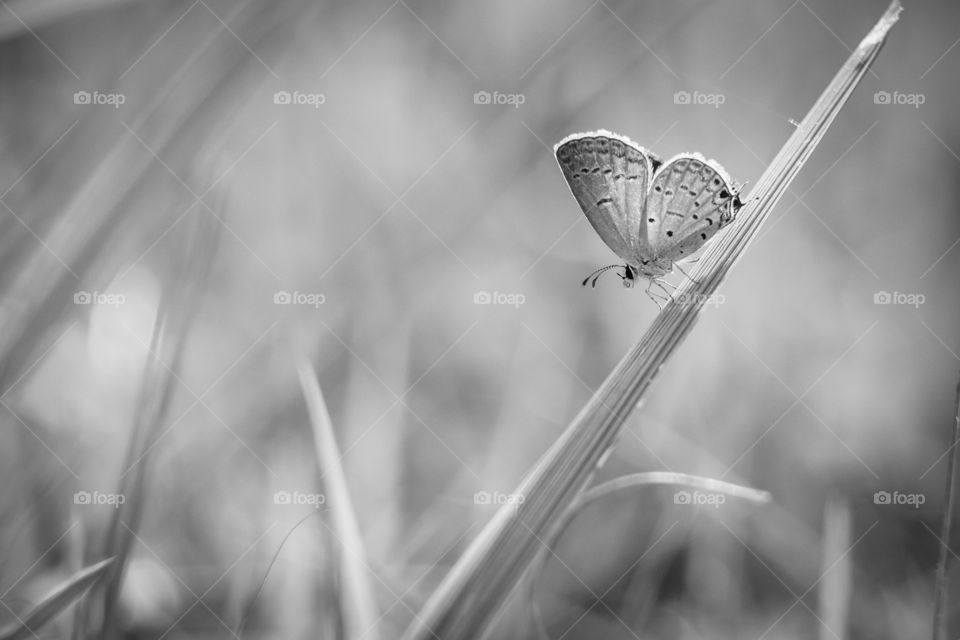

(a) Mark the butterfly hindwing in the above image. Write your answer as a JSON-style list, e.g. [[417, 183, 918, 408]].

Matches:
[[555, 131, 656, 264], [644, 153, 739, 261]]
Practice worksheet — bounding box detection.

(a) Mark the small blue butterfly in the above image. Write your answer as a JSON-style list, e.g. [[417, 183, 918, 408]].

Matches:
[[555, 130, 743, 302]]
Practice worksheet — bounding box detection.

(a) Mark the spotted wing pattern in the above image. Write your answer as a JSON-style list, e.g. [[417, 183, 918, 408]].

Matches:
[[555, 131, 659, 264], [642, 153, 740, 262]]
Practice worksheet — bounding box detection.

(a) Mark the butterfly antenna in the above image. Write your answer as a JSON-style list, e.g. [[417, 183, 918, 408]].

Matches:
[[581, 264, 620, 287]]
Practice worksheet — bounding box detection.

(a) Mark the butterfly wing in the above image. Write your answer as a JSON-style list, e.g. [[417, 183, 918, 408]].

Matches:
[[555, 130, 659, 264], [643, 153, 741, 262]]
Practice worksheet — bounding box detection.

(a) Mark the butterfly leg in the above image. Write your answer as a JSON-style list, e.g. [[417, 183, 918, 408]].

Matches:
[[653, 279, 676, 301], [674, 262, 700, 285], [644, 280, 670, 309]]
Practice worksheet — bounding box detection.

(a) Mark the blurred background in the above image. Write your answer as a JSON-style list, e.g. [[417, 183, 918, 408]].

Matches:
[[0, 0, 957, 638]]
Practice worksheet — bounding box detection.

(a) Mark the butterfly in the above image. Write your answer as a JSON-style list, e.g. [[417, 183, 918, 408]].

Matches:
[[554, 130, 743, 302]]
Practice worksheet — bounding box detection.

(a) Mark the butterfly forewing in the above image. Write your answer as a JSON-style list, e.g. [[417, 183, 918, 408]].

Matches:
[[644, 154, 739, 261], [555, 131, 656, 264]]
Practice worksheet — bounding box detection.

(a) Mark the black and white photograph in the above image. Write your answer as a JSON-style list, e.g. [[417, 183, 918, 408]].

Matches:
[[0, 1, 957, 638]]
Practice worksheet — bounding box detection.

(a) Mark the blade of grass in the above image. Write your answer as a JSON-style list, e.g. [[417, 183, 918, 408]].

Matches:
[[530, 473, 770, 638], [297, 360, 382, 640], [0, 0, 133, 42], [818, 494, 852, 640], [0, 0, 303, 397], [402, 3, 902, 639], [933, 370, 960, 640], [236, 512, 320, 640], [0, 557, 113, 640], [94, 196, 224, 639]]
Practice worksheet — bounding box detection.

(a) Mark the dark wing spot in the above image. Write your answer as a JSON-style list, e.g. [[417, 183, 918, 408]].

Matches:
[[720, 189, 729, 198], [666, 230, 674, 237], [665, 189, 673, 195], [694, 201, 700, 207], [648, 217, 655, 223], [603, 169, 613, 174], [706, 218, 713, 225], [713, 178, 720, 185], [596, 197, 613, 206], [693, 214, 699, 219], [701, 233, 707, 240], [654, 185, 662, 192]]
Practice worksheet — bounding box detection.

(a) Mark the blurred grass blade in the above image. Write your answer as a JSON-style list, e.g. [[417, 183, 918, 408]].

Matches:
[[99, 204, 223, 638], [0, 0, 132, 42], [402, 3, 902, 639], [297, 360, 381, 640], [0, 557, 113, 640], [0, 0, 301, 396], [562, 472, 770, 506], [531, 473, 770, 638], [933, 371, 960, 640], [818, 495, 852, 640]]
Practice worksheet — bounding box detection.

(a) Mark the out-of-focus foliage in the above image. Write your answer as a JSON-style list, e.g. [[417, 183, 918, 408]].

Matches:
[[0, 1, 956, 638]]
